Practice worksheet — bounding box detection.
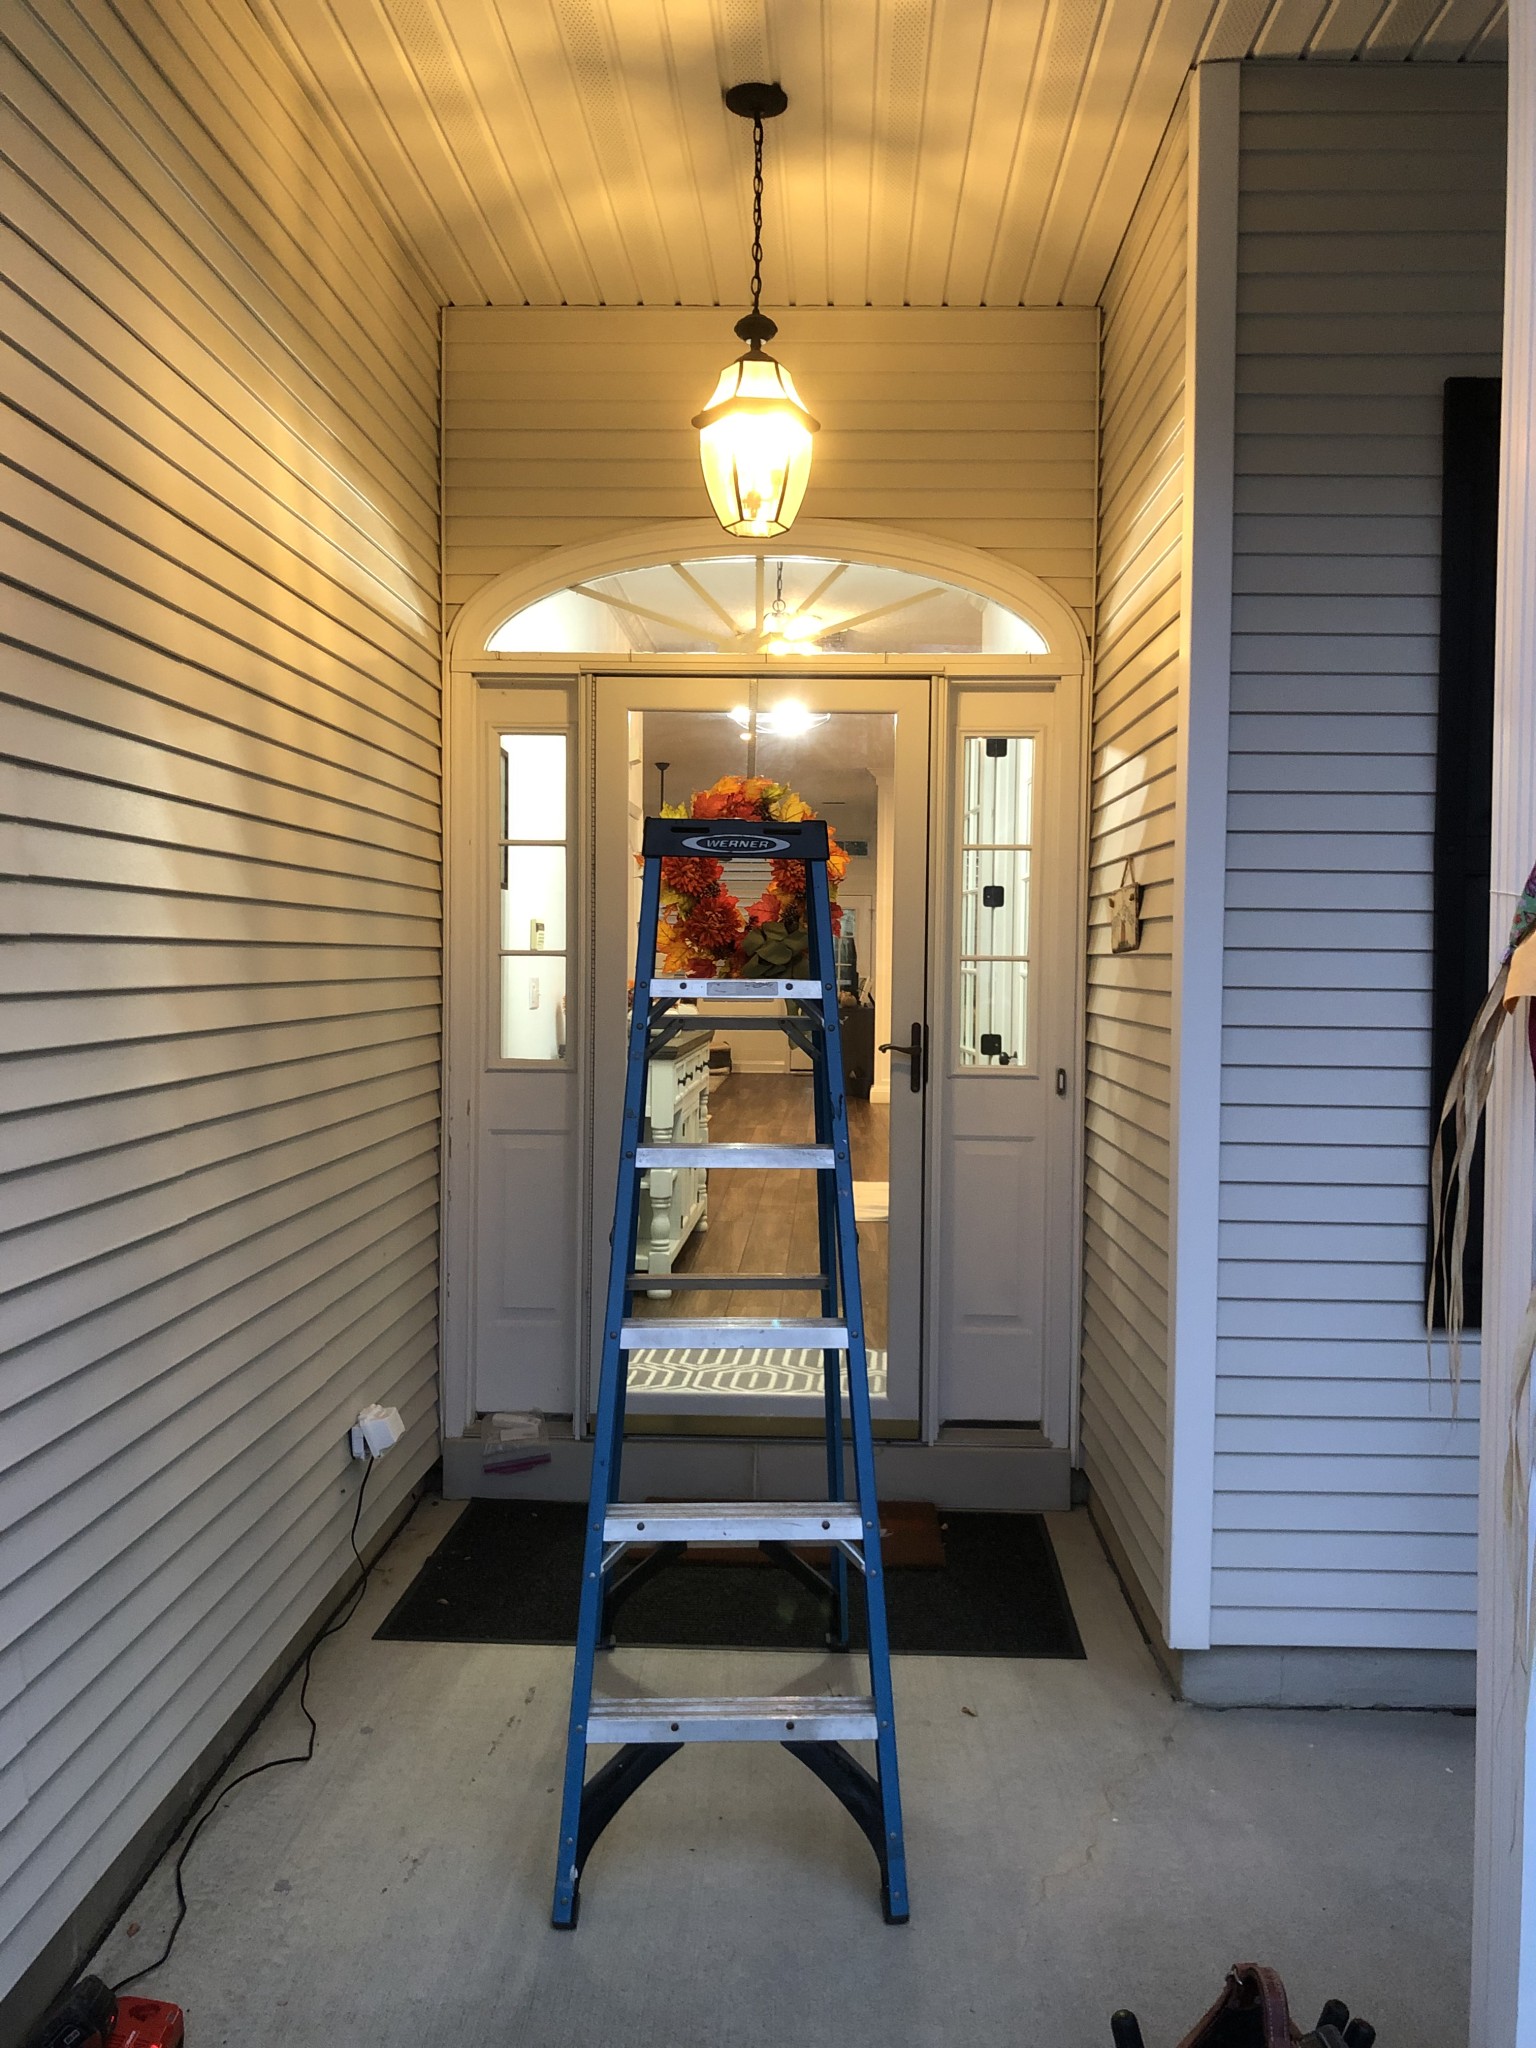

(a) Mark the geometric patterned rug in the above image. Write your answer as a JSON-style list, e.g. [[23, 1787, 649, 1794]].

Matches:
[[625, 1347, 890, 1400]]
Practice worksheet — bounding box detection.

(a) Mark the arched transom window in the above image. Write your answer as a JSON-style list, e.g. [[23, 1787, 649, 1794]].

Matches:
[[486, 555, 1050, 658]]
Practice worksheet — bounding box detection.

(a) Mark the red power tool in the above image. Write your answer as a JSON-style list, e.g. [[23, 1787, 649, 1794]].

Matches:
[[24, 1976, 184, 2048], [109, 1996, 185, 2048]]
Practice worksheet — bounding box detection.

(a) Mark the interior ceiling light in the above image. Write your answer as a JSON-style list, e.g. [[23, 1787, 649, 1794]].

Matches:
[[760, 558, 828, 655], [761, 616, 824, 655], [692, 82, 819, 539], [729, 699, 828, 738]]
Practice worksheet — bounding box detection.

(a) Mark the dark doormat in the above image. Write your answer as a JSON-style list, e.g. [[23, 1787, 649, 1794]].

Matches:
[[375, 1500, 1085, 1660]]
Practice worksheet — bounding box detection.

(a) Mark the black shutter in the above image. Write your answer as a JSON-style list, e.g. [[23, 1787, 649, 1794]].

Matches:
[[1430, 376, 1501, 1328]]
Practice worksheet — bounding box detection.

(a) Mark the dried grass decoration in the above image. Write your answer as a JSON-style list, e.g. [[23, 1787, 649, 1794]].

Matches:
[[655, 775, 848, 979], [1430, 859, 1536, 1662]]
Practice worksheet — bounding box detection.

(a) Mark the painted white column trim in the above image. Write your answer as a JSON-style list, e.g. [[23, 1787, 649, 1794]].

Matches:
[[1472, 4, 1536, 2038], [1165, 60, 1240, 1651]]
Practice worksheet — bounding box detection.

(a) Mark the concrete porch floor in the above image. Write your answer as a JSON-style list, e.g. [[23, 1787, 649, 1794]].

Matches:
[[95, 1499, 1471, 2045]]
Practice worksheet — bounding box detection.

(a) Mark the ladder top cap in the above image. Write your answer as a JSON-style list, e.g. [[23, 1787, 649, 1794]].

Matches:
[[642, 815, 830, 860]]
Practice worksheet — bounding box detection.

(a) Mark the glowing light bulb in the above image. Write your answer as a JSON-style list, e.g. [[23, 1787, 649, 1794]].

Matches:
[[760, 700, 827, 738], [692, 350, 819, 538]]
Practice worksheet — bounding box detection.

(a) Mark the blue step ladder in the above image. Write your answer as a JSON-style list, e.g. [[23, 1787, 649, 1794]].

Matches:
[[552, 814, 910, 1928]]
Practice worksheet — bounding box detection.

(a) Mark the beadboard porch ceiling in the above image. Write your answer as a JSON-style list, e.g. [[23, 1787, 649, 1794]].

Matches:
[[254, 0, 1505, 310]]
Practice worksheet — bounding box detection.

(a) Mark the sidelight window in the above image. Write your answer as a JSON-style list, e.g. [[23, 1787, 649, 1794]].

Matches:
[[957, 734, 1035, 1067], [498, 732, 568, 1062]]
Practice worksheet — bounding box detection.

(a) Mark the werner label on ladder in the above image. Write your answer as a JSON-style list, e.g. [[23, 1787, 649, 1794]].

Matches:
[[551, 815, 910, 1928]]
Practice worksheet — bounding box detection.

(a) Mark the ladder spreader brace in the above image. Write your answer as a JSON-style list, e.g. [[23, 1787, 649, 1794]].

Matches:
[[551, 814, 910, 1927]]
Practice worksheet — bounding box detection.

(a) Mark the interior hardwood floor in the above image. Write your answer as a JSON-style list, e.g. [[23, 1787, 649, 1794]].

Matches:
[[630, 1071, 890, 1349]]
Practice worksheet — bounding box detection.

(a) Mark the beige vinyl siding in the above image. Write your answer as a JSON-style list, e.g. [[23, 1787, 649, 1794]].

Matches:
[[443, 306, 1097, 630], [1, 0, 440, 2007], [1215, 64, 1504, 1649], [1081, 97, 1190, 1621]]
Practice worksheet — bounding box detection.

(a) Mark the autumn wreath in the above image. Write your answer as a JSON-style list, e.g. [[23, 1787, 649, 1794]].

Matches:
[[657, 775, 848, 979]]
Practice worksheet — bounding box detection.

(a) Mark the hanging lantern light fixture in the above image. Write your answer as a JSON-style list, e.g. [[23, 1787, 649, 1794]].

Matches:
[[692, 82, 819, 538]]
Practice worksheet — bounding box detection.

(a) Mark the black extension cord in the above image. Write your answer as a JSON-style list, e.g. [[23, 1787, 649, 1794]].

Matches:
[[109, 1454, 378, 1995]]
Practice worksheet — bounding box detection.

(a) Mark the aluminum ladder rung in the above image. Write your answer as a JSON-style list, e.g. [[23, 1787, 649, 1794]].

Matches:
[[586, 1696, 879, 1744], [604, 1501, 863, 1544], [625, 1271, 828, 1292], [647, 977, 823, 1001], [655, 1015, 826, 1033], [621, 1316, 848, 1348], [635, 1143, 833, 1169]]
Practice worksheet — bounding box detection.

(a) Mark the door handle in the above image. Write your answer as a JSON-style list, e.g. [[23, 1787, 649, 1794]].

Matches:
[[878, 1021, 926, 1094]]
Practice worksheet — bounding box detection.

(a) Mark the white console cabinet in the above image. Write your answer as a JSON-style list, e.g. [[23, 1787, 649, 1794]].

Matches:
[[636, 1027, 712, 1294]]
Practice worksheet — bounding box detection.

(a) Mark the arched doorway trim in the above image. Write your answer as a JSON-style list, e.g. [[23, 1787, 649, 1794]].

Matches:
[[446, 518, 1089, 672]]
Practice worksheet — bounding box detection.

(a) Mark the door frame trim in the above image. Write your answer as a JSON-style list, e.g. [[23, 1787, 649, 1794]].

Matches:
[[442, 523, 1088, 1452]]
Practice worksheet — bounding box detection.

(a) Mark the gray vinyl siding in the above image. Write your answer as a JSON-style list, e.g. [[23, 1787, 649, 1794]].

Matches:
[[1, 0, 441, 2004], [1215, 64, 1504, 1649], [1081, 95, 1189, 1621]]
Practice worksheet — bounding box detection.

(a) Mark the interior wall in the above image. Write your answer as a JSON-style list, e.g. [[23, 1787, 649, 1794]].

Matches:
[[1, 0, 441, 2015], [1080, 94, 1191, 1625], [1212, 63, 1505, 1653], [443, 307, 1098, 633]]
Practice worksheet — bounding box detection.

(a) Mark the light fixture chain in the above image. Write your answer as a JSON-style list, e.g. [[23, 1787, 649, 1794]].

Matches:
[[750, 113, 764, 316]]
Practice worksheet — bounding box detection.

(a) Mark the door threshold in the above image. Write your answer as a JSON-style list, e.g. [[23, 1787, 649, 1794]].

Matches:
[[937, 1422, 1049, 1448], [444, 1429, 1070, 1512]]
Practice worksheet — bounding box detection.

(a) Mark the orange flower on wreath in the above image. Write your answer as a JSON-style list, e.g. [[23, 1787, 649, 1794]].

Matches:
[[678, 891, 742, 957], [661, 854, 723, 897]]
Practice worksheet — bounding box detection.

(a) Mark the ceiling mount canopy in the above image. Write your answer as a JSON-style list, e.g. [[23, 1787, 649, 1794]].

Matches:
[[691, 81, 819, 540]]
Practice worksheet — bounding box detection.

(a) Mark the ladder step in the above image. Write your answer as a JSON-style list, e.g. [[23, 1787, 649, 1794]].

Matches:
[[622, 1317, 849, 1348], [626, 1272, 827, 1291], [585, 1696, 879, 1744], [635, 1143, 834, 1170], [657, 1015, 826, 1033], [604, 1501, 863, 1544], [648, 978, 823, 1001]]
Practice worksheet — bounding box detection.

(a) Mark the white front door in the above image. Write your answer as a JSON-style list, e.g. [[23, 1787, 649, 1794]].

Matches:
[[591, 672, 932, 1425], [929, 686, 1080, 1431]]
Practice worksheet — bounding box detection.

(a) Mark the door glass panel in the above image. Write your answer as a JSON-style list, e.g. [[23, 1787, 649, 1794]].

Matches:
[[498, 733, 567, 1062], [960, 849, 1031, 955], [502, 733, 566, 839], [958, 735, 1034, 1067], [501, 954, 567, 1061], [967, 959, 1028, 1065], [501, 845, 567, 952], [619, 706, 895, 1406]]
